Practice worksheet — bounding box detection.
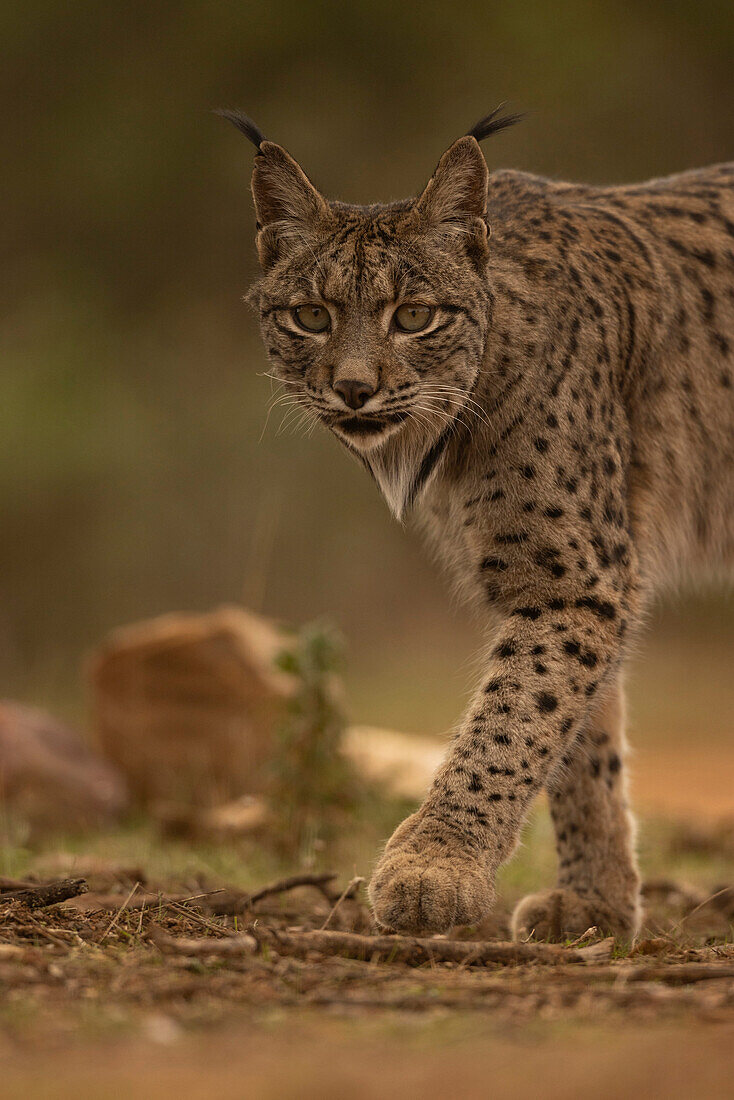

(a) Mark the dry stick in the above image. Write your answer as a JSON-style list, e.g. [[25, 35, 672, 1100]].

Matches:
[[0, 878, 89, 910], [99, 882, 140, 943], [43, 927, 87, 948], [147, 928, 734, 987], [149, 889, 226, 911], [320, 876, 366, 931], [247, 872, 338, 907], [23, 917, 71, 949], [250, 927, 588, 967], [668, 885, 734, 935], [566, 926, 601, 947], [624, 963, 734, 985], [79, 889, 226, 913], [166, 901, 236, 938], [169, 890, 226, 904]]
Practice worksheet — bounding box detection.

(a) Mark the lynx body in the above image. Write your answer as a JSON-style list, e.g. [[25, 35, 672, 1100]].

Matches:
[[226, 109, 734, 938]]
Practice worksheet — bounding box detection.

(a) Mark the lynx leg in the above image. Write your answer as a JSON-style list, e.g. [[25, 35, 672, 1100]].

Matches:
[[512, 678, 641, 942]]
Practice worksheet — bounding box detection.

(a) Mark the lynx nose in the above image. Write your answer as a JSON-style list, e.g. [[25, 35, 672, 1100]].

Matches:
[[333, 378, 376, 410]]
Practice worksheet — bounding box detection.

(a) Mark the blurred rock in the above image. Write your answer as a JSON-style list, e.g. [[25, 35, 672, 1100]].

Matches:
[[156, 795, 270, 840], [88, 606, 292, 808], [343, 725, 445, 800], [0, 702, 128, 831]]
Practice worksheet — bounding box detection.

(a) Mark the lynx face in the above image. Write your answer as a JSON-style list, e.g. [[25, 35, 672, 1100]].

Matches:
[[254, 201, 491, 457], [228, 112, 505, 512]]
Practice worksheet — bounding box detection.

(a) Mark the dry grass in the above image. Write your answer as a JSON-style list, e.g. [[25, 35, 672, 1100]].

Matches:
[[0, 846, 732, 1024]]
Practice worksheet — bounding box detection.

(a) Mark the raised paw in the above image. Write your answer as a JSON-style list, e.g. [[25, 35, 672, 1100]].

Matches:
[[368, 813, 495, 935], [511, 887, 640, 943]]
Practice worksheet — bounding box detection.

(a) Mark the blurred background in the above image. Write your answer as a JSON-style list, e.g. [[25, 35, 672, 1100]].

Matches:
[[3, 0, 733, 777]]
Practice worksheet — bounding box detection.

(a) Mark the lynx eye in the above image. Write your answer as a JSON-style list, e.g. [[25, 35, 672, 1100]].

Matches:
[[394, 303, 434, 333], [293, 304, 330, 333]]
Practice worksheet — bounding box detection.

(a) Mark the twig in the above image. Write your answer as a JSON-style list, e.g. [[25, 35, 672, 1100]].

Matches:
[[249, 927, 589, 967], [40, 926, 87, 948], [320, 876, 365, 930], [625, 963, 734, 985], [165, 901, 235, 938], [205, 875, 344, 916], [99, 882, 140, 942], [248, 872, 338, 907], [167, 890, 226, 905], [77, 889, 226, 913], [23, 918, 71, 949], [566, 926, 600, 947], [668, 886, 734, 934], [0, 878, 89, 910], [575, 936, 615, 963]]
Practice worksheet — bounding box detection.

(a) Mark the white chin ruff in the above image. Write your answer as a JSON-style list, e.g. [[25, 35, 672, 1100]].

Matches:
[[365, 423, 453, 521]]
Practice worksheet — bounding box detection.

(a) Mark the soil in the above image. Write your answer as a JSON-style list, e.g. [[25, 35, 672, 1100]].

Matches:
[[1, 859, 733, 1098]]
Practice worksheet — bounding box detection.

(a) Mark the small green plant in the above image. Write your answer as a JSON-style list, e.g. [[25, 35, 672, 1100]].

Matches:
[[267, 621, 368, 862]]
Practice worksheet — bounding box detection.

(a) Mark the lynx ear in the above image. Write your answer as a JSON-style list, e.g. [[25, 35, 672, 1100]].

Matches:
[[414, 136, 489, 228], [249, 142, 330, 267], [414, 106, 522, 234], [216, 110, 330, 268], [250, 142, 327, 228]]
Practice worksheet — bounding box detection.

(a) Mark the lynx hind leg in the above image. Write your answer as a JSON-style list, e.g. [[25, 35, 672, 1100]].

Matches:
[[512, 679, 641, 943]]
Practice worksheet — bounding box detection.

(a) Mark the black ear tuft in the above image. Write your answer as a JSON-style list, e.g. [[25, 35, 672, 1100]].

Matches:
[[467, 104, 524, 143], [214, 109, 267, 150]]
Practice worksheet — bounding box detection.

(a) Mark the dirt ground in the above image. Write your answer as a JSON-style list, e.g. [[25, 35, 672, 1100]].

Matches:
[[5, 1020, 734, 1100], [2, 644, 733, 1100], [1, 842, 733, 1099]]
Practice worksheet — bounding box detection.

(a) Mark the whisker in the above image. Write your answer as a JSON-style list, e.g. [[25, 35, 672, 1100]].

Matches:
[[259, 390, 308, 442], [418, 387, 492, 430]]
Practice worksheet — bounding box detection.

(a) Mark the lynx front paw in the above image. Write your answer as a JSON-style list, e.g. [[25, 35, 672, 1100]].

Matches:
[[511, 887, 640, 943], [369, 814, 495, 934]]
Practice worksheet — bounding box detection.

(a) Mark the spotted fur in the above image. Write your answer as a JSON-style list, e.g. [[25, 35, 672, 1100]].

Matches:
[[228, 111, 734, 940]]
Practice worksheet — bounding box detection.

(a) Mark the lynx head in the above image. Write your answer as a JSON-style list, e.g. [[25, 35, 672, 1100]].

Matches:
[[220, 108, 520, 518]]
